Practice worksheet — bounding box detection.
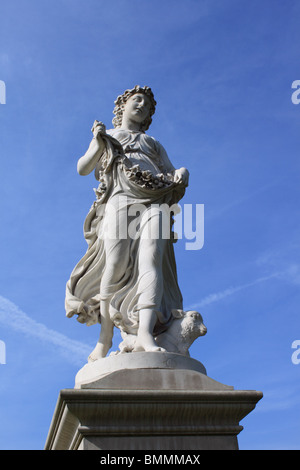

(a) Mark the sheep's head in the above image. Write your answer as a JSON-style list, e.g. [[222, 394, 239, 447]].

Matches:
[[171, 309, 207, 340]]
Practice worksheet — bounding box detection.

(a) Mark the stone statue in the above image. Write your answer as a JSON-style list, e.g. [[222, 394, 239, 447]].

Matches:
[[65, 85, 206, 362]]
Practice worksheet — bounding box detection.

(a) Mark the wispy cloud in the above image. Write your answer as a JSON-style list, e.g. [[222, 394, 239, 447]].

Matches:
[[0, 295, 91, 366], [255, 385, 300, 413], [256, 243, 300, 287], [189, 238, 300, 311], [189, 272, 279, 310], [205, 180, 279, 222]]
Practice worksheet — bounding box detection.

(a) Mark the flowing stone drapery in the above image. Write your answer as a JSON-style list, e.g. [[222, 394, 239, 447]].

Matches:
[[65, 128, 186, 338]]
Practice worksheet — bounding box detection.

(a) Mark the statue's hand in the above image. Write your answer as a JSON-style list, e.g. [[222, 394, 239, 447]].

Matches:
[[173, 167, 189, 187], [91, 120, 106, 140]]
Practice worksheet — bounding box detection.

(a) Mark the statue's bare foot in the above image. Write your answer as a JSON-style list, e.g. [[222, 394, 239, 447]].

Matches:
[[133, 334, 166, 353], [88, 341, 110, 362]]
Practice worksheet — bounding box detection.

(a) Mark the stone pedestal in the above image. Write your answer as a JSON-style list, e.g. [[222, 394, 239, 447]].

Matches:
[[45, 352, 262, 450]]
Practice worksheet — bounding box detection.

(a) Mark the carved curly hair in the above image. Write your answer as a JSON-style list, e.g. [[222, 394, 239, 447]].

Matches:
[[112, 85, 157, 131]]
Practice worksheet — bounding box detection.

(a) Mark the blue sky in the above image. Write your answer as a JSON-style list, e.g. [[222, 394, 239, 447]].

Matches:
[[0, 0, 300, 450]]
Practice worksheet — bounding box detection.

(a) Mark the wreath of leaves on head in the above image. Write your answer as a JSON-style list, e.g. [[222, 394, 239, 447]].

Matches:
[[112, 85, 157, 131]]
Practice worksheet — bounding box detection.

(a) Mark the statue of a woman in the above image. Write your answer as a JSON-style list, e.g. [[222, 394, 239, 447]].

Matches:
[[65, 85, 189, 361]]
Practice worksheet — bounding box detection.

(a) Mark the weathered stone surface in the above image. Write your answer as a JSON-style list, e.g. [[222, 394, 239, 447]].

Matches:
[[45, 356, 262, 451], [45, 386, 262, 450], [74, 352, 208, 389]]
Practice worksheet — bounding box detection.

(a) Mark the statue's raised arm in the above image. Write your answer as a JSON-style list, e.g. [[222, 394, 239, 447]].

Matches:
[[77, 121, 106, 176]]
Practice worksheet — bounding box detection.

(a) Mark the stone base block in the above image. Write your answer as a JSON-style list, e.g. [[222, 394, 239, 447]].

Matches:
[[45, 353, 262, 450]]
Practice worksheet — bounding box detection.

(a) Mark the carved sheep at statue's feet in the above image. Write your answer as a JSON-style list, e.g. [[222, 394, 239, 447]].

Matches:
[[115, 310, 207, 357], [155, 310, 207, 356]]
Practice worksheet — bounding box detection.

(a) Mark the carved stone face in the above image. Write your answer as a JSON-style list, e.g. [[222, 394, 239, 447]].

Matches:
[[122, 93, 151, 128]]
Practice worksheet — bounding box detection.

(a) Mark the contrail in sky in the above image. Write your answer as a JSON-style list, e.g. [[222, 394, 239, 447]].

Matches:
[[0, 268, 287, 361], [0, 295, 91, 366], [188, 272, 279, 310]]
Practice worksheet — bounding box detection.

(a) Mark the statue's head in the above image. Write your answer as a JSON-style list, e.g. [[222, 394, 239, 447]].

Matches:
[[112, 85, 157, 131]]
